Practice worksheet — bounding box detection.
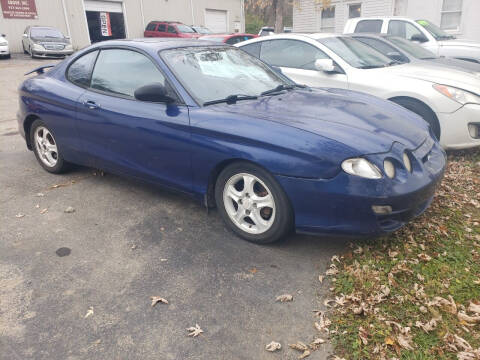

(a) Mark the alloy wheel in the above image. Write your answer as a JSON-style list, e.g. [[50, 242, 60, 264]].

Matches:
[[34, 126, 58, 167]]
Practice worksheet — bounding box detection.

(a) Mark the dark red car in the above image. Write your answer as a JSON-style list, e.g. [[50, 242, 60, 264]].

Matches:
[[199, 33, 257, 45], [144, 21, 200, 38]]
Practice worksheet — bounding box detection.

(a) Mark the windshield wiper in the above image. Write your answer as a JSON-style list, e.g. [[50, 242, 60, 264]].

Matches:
[[358, 65, 383, 69], [203, 94, 258, 106], [261, 84, 296, 96]]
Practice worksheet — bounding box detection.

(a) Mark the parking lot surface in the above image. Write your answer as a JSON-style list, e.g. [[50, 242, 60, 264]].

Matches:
[[0, 55, 348, 360]]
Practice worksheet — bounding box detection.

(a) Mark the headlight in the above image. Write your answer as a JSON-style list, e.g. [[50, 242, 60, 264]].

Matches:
[[33, 43, 44, 50], [65, 44, 73, 50], [433, 84, 480, 105], [384, 160, 395, 179], [403, 152, 412, 172], [341, 158, 382, 179], [0, 41, 7, 46]]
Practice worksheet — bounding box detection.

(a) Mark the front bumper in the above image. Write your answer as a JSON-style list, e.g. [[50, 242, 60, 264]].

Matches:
[[438, 104, 480, 150], [0, 44, 9, 56], [32, 48, 73, 58], [276, 138, 446, 236]]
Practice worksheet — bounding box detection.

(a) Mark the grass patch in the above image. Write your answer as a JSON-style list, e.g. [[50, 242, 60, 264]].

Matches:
[[327, 148, 480, 359]]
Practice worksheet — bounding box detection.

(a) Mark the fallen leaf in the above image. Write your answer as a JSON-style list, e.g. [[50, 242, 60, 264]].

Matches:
[[358, 326, 369, 345], [468, 302, 480, 314], [64, 206, 75, 213], [276, 294, 293, 302], [309, 337, 325, 350], [457, 311, 480, 324], [265, 341, 281, 352], [40, 208, 48, 214], [186, 324, 203, 337], [36, 192, 45, 197], [15, 213, 25, 218], [248, 267, 257, 274], [289, 342, 308, 351], [84, 306, 94, 318], [318, 275, 324, 283], [151, 296, 168, 307], [385, 336, 395, 345]]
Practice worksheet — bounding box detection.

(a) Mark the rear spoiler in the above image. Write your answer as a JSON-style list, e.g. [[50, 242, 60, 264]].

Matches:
[[25, 64, 55, 76]]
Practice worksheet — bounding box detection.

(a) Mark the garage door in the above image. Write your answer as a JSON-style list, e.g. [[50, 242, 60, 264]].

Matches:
[[84, 0, 123, 13], [205, 9, 227, 33]]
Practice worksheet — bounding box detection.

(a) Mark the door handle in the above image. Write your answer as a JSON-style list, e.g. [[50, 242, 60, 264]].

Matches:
[[83, 100, 100, 110]]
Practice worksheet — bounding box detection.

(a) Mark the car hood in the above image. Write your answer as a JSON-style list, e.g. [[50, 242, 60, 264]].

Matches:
[[213, 88, 429, 154], [428, 57, 480, 75], [439, 38, 480, 49], [381, 63, 480, 94], [32, 37, 69, 44]]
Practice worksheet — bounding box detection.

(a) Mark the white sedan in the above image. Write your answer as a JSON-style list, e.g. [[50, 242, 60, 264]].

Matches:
[[236, 33, 480, 150], [0, 33, 10, 59]]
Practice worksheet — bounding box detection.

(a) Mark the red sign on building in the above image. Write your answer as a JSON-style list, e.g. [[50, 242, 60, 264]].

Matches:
[[1, 0, 37, 19]]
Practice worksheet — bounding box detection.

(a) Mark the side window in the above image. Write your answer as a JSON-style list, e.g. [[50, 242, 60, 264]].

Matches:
[[354, 20, 383, 33], [167, 25, 176, 34], [260, 39, 329, 70], [90, 49, 166, 98], [226, 36, 248, 45], [388, 20, 423, 40], [67, 50, 99, 87], [355, 37, 408, 62], [240, 42, 261, 58], [157, 24, 166, 32], [146, 23, 157, 31]]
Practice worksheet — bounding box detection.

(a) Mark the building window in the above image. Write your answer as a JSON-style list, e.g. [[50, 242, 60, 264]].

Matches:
[[321, 6, 335, 33], [441, 0, 462, 31], [349, 4, 361, 19]]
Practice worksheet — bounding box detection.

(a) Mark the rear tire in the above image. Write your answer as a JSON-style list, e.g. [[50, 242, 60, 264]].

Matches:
[[30, 119, 70, 174], [390, 97, 441, 140], [215, 162, 293, 244]]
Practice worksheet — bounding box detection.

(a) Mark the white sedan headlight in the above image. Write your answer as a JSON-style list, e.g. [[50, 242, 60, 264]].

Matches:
[[433, 84, 480, 105], [65, 43, 73, 50], [33, 43, 44, 51], [341, 158, 382, 179]]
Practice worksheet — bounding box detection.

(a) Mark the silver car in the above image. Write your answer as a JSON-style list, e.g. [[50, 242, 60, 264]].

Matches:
[[237, 33, 480, 150], [22, 26, 74, 58]]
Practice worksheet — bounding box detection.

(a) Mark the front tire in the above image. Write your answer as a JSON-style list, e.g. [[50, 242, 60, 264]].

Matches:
[[215, 162, 293, 244], [30, 120, 69, 174]]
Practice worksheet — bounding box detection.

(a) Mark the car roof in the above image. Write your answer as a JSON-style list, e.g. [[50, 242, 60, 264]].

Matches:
[[89, 38, 226, 51], [348, 16, 415, 21], [149, 21, 183, 24]]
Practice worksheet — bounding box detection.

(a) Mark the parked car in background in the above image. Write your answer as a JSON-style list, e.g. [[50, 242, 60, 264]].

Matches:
[[350, 34, 480, 74], [144, 21, 200, 38], [258, 26, 292, 36], [0, 33, 10, 58], [22, 26, 73, 58], [237, 34, 480, 150], [17, 39, 445, 243], [344, 17, 480, 64], [191, 25, 212, 35], [199, 33, 257, 45]]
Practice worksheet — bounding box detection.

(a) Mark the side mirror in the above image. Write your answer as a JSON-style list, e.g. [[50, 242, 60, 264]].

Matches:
[[1, 34, 6, 37], [22, 33, 28, 38], [410, 34, 428, 43], [134, 83, 175, 103], [315, 58, 336, 72]]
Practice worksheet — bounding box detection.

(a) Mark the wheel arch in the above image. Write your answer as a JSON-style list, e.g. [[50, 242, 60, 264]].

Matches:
[[387, 96, 441, 139], [23, 114, 41, 150]]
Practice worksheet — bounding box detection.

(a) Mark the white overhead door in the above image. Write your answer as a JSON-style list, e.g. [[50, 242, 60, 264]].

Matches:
[[84, 0, 123, 13], [205, 9, 227, 33]]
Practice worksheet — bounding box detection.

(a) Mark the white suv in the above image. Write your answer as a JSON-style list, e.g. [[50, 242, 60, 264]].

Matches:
[[344, 17, 480, 64], [0, 33, 10, 59]]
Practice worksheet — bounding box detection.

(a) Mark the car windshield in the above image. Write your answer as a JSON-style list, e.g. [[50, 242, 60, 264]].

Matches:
[[177, 24, 195, 33], [386, 36, 437, 60], [161, 46, 291, 105], [193, 26, 211, 34], [416, 20, 455, 40], [317, 36, 393, 69], [31, 27, 64, 38]]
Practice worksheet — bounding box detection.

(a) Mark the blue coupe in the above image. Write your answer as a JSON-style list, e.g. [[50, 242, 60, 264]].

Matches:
[[18, 39, 446, 243]]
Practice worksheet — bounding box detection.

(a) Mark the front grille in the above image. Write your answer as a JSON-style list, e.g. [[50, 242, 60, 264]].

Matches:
[[43, 44, 65, 50]]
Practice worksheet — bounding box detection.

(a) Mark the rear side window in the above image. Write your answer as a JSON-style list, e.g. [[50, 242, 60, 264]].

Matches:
[[167, 25, 176, 34], [226, 36, 253, 45], [157, 24, 166, 32], [67, 50, 99, 87], [239, 42, 261, 57], [354, 20, 383, 33], [90, 49, 166, 97], [260, 39, 329, 70], [388, 20, 424, 40], [146, 23, 157, 31]]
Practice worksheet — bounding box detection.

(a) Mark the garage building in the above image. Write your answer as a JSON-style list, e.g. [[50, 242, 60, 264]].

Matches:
[[0, 0, 245, 53]]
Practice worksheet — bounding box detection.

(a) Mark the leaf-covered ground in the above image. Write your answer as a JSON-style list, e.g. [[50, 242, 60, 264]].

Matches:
[[326, 148, 480, 360]]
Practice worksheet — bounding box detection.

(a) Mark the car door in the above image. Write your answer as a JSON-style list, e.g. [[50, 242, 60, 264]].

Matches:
[[167, 25, 178, 38], [156, 24, 167, 37], [258, 39, 348, 89], [76, 48, 192, 192]]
